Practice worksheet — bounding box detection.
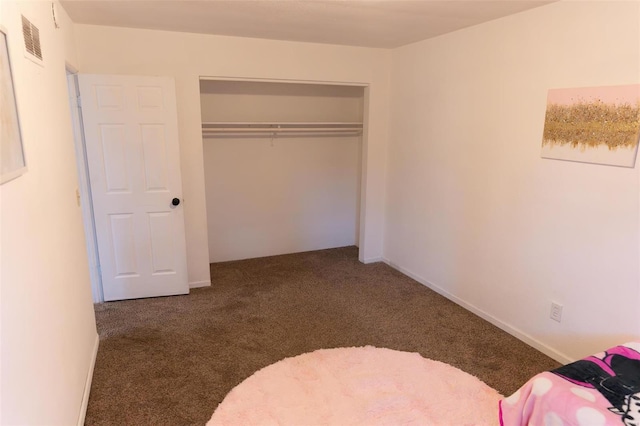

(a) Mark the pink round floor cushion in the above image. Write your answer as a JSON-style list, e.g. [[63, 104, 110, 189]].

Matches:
[[208, 346, 502, 425]]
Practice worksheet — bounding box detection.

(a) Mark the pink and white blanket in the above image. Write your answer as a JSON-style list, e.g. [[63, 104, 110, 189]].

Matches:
[[500, 342, 640, 426]]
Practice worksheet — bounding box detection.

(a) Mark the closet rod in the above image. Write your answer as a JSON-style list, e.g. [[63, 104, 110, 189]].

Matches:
[[202, 121, 363, 136], [202, 121, 363, 126], [202, 127, 362, 133]]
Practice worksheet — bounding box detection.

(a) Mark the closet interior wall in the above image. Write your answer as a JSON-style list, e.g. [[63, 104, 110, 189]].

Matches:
[[200, 80, 365, 263]]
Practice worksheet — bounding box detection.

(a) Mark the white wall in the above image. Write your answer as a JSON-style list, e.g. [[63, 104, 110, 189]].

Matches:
[[386, 1, 640, 362], [200, 80, 364, 123], [201, 80, 363, 262], [0, 1, 98, 424], [204, 136, 361, 262], [74, 25, 391, 286]]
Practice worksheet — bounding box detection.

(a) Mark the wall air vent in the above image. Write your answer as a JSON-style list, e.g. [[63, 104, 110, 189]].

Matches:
[[22, 15, 43, 62]]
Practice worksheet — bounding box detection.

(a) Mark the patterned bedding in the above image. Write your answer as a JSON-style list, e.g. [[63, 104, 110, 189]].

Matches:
[[499, 342, 640, 426]]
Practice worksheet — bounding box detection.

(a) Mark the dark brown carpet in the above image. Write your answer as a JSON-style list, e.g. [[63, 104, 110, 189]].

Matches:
[[85, 246, 559, 425]]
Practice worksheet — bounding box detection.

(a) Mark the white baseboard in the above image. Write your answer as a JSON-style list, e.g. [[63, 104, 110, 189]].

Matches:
[[362, 257, 383, 264], [77, 333, 99, 426], [382, 258, 574, 365], [189, 280, 211, 288]]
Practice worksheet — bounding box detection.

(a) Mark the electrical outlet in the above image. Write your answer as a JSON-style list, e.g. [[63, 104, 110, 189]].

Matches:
[[550, 302, 563, 323]]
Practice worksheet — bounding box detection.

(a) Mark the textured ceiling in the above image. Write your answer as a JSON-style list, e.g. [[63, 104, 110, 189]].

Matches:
[[60, 0, 555, 48]]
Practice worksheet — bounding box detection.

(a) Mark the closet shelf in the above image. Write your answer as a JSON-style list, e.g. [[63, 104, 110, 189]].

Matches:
[[202, 121, 363, 137]]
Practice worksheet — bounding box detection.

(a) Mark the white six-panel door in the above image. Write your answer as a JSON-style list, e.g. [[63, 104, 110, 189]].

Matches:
[[78, 74, 188, 301]]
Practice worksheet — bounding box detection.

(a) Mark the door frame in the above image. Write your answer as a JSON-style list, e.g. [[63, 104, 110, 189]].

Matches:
[[199, 76, 372, 261], [67, 65, 104, 303], [71, 74, 376, 302]]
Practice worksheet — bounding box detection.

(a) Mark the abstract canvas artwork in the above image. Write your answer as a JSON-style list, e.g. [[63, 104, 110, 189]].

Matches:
[[1, 30, 26, 183], [541, 84, 640, 167]]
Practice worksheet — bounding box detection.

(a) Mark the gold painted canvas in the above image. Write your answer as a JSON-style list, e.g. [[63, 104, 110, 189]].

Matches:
[[541, 84, 640, 167]]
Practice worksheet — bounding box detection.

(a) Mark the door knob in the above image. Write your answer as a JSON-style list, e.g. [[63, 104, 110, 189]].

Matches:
[[172, 197, 180, 206]]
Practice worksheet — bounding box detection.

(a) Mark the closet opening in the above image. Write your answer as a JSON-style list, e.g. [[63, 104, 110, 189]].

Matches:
[[199, 78, 367, 263]]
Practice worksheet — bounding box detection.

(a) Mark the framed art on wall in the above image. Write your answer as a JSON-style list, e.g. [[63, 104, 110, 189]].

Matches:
[[1, 28, 27, 184], [541, 84, 640, 167]]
